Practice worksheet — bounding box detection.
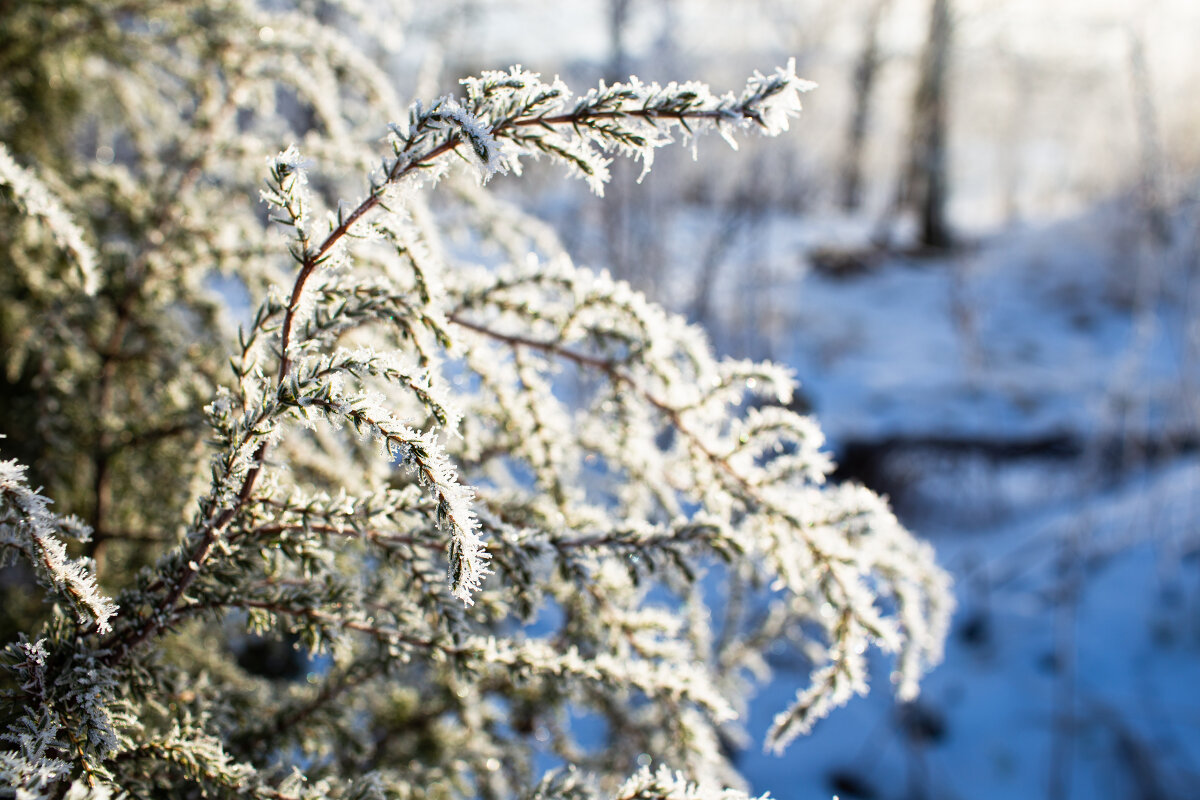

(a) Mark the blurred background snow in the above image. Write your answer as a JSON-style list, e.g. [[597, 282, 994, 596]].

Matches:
[[394, 1, 1200, 797]]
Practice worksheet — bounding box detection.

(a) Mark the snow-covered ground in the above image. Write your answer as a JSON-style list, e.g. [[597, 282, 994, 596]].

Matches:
[[740, 456, 1200, 800], [664, 202, 1196, 446], [666, 199, 1200, 799]]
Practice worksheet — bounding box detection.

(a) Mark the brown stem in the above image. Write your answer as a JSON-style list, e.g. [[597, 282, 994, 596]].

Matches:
[[275, 137, 461, 379], [238, 522, 438, 551]]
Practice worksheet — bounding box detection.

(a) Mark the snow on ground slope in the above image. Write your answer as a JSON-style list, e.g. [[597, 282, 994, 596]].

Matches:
[[737, 457, 1200, 800], [682, 201, 1199, 449], [665, 198, 1200, 799]]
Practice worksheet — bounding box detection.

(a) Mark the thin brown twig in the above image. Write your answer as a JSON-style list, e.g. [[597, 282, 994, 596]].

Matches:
[[447, 312, 859, 602]]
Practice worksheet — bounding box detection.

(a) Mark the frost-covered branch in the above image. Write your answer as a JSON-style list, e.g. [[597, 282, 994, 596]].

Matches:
[[270, 59, 814, 378], [0, 142, 98, 295], [0, 459, 116, 634], [0, 8, 950, 798], [447, 259, 952, 748]]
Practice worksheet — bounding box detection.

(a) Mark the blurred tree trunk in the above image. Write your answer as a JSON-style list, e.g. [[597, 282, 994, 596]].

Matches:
[[1127, 31, 1171, 247], [601, 0, 668, 293], [607, 0, 634, 81], [904, 0, 953, 249], [602, 0, 637, 287], [688, 161, 766, 327], [839, 0, 891, 212]]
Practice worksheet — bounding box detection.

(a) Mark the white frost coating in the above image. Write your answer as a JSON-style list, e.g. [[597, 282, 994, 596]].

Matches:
[[740, 59, 816, 137], [381, 62, 816, 198], [423, 97, 507, 181], [466, 636, 736, 724], [459, 65, 569, 116], [0, 459, 117, 633], [407, 426, 490, 603], [445, 249, 952, 756], [272, 143, 307, 175], [63, 780, 113, 800], [0, 141, 99, 295], [614, 764, 771, 800], [260, 145, 312, 236], [282, 369, 487, 604]]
